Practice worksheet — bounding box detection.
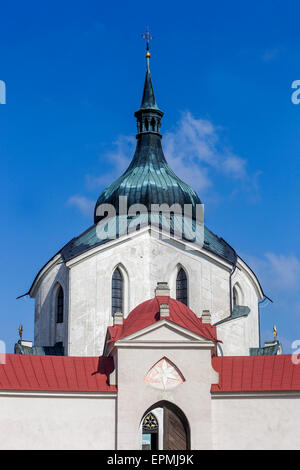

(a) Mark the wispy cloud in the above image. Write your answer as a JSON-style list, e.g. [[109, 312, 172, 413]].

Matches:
[[246, 252, 300, 291], [244, 252, 300, 353], [67, 195, 94, 218], [86, 136, 134, 190], [264, 253, 300, 289], [67, 111, 260, 215], [164, 111, 247, 192]]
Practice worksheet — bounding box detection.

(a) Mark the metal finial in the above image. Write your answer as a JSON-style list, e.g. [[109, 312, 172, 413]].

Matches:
[[273, 325, 277, 340], [142, 26, 153, 58], [18, 324, 23, 340]]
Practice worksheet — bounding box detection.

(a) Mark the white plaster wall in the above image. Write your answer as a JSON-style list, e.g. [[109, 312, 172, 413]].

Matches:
[[67, 232, 152, 357], [33, 231, 261, 357], [212, 395, 300, 449], [67, 231, 236, 356], [116, 345, 217, 450], [0, 394, 116, 450], [217, 317, 250, 356], [149, 236, 232, 321], [216, 260, 261, 356], [1, 389, 300, 449], [33, 260, 69, 350]]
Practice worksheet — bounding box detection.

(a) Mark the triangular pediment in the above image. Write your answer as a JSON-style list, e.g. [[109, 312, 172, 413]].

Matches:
[[116, 320, 214, 345]]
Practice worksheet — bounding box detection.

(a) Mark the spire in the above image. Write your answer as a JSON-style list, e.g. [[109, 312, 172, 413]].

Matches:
[[140, 28, 158, 110], [140, 62, 158, 110], [93, 33, 202, 225], [135, 28, 163, 137]]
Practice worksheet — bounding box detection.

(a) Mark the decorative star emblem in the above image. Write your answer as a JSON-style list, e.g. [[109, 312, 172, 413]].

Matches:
[[144, 358, 185, 390]]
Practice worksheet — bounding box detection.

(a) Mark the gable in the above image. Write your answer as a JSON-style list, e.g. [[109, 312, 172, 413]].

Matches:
[[116, 320, 215, 345]]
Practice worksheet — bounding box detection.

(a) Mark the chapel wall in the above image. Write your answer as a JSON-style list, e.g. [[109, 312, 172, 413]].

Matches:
[[33, 260, 69, 349], [67, 232, 235, 356], [34, 232, 260, 357], [212, 394, 300, 449], [67, 231, 153, 356], [0, 394, 116, 450], [116, 345, 217, 450]]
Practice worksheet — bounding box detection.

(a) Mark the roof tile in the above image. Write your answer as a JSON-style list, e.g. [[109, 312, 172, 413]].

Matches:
[[0, 355, 116, 392], [212, 355, 300, 392]]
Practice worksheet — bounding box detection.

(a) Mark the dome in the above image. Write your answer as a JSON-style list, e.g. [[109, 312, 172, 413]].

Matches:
[[94, 54, 201, 223], [94, 133, 201, 223], [59, 49, 235, 267], [107, 296, 218, 344]]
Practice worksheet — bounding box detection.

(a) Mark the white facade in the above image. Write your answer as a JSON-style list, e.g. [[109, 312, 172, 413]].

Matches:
[[9, 38, 298, 450], [0, 391, 116, 450], [2, 321, 300, 450], [30, 227, 262, 357], [212, 394, 300, 450], [8, 224, 300, 450]]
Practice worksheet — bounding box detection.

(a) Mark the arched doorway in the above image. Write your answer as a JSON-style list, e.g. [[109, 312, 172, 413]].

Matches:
[[141, 401, 190, 450]]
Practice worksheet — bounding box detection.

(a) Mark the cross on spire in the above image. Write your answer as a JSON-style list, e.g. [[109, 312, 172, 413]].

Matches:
[[142, 27, 153, 55]]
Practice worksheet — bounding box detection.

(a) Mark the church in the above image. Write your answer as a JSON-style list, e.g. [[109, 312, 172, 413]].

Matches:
[[1, 38, 300, 450]]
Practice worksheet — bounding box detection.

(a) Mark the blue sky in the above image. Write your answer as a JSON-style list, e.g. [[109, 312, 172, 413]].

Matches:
[[1, 0, 300, 353]]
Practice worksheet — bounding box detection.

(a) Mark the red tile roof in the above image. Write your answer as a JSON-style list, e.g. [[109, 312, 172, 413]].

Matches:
[[0, 354, 117, 392], [1, 353, 300, 394], [108, 296, 218, 344], [212, 355, 300, 393]]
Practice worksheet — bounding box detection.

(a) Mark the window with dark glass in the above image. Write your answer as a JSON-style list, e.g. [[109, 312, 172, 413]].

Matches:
[[176, 268, 188, 306], [112, 268, 123, 316], [142, 412, 159, 450], [56, 286, 64, 323], [233, 286, 238, 306]]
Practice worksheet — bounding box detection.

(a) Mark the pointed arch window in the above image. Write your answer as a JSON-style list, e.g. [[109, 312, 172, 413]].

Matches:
[[176, 268, 188, 306], [112, 267, 123, 316], [233, 283, 243, 307], [56, 286, 64, 324], [142, 412, 159, 450], [233, 286, 238, 306], [142, 412, 159, 432]]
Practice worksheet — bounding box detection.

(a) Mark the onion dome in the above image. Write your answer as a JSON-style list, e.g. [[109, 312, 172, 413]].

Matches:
[[94, 46, 201, 224]]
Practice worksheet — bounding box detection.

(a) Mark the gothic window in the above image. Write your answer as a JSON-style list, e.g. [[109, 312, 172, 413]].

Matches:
[[142, 412, 159, 450], [176, 268, 188, 306], [143, 412, 158, 432], [56, 285, 64, 323], [233, 286, 238, 306], [112, 267, 123, 316], [233, 283, 243, 306]]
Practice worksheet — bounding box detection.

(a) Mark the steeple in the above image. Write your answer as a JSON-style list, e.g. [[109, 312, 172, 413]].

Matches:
[[93, 32, 202, 224], [140, 61, 158, 110], [134, 28, 163, 137]]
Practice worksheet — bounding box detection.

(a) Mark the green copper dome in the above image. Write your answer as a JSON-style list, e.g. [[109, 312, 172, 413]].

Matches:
[[94, 133, 201, 222], [94, 56, 201, 223]]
